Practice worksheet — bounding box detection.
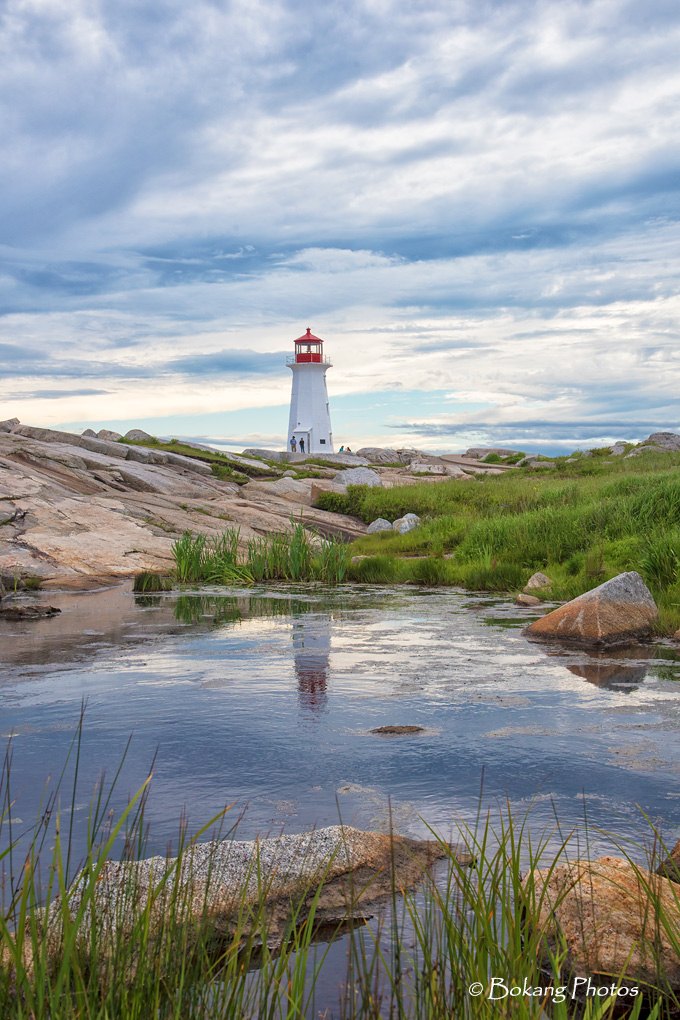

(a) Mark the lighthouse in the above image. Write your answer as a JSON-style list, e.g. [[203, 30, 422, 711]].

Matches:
[[287, 328, 334, 454]]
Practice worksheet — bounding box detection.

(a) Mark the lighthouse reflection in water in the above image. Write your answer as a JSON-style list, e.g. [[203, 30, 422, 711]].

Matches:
[[292, 611, 330, 712]]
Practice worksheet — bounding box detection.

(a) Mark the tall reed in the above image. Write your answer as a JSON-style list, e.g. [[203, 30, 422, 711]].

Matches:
[[172, 524, 351, 586]]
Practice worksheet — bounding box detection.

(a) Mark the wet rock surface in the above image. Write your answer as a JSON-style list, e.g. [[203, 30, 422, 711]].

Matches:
[[24, 826, 458, 959], [0, 604, 61, 619], [523, 571, 658, 648], [370, 725, 426, 735], [525, 855, 680, 992]]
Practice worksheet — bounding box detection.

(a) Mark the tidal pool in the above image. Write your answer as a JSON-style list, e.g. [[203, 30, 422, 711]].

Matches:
[[2, 580, 680, 865]]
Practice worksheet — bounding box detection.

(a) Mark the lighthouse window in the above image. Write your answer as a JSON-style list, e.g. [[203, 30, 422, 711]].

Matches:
[[320, 439, 326, 444]]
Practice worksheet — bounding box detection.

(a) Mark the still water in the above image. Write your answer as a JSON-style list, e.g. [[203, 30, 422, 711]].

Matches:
[[2, 581, 680, 864]]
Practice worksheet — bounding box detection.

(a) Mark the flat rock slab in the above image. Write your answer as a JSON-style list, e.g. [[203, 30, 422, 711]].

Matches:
[[523, 571, 657, 648], [0, 604, 61, 619], [523, 855, 680, 992], [29, 826, 462, 959]]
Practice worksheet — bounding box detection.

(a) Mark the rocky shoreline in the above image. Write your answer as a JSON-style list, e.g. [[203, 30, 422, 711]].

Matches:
[[0, 420, 514, 586]]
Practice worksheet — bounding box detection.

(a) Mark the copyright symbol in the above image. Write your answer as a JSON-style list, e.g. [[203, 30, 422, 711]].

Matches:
[[469, 983, 484, 996]]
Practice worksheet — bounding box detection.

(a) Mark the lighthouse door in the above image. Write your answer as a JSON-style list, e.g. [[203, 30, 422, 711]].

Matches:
[[293, 429, 311, 454]]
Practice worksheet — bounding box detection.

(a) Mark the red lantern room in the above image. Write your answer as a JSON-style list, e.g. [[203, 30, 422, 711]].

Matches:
[[293, 327, 323, 363]]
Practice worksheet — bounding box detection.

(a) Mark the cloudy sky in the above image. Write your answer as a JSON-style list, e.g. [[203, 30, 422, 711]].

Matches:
[[1, 0, 679, 454]]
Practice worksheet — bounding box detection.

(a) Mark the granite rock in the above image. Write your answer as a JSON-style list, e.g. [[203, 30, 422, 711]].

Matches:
[[465, 447, 520, 460], [523, 571, 657, 647], [367, 518, 393, 534], [392, 513, 421, 534], [524, 856, 680, 992], [124, 429, 153, 440], [13, 826, 458, 967], [524, 571, 553, 591], [334, 467, 382, 487]]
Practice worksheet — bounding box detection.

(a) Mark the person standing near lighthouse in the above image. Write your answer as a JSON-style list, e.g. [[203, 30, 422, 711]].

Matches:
[[286, 328, 334, 455]]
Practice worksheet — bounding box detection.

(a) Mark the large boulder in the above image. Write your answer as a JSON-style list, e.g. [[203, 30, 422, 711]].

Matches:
[[524, 571, 552, 592], [334, 467, 382, 487], [393, 513, 421, 534], [98, 429, 122, 441], [0, 417, 20, 433], [523, 856, 680, 993], [523, 571, 657, 647], [367, 517, 393, 534], [124, 429, 154, 441], [409, 460, 447, 474], [356, 447, 400, 464], [639, 432, 680, 453]]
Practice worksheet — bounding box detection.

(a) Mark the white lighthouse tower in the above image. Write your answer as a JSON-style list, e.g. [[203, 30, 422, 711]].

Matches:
[[287, 327, 334, 454]]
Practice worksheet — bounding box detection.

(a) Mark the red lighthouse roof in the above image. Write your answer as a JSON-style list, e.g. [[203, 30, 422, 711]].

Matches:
[[294, 327, 323, 344]]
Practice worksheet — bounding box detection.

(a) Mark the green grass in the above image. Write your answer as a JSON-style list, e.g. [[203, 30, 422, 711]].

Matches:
[[171, 522, 352, 585], [315, 450, 680, 633], [2, 728, 678, 1018], [132, 571, 172, 593]]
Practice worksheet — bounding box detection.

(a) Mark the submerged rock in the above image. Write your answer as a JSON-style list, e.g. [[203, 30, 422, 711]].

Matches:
[[370, 725, 425, 735], [523, 571, 657, 648], [367, 518, 392, 534], [0, 604, 60, 620], [524, 856, 680, 993]]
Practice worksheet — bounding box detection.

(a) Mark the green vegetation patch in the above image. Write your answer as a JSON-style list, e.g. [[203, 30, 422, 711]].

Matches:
[[325, 452, 680, 633], [171, 522, 352, 585]]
